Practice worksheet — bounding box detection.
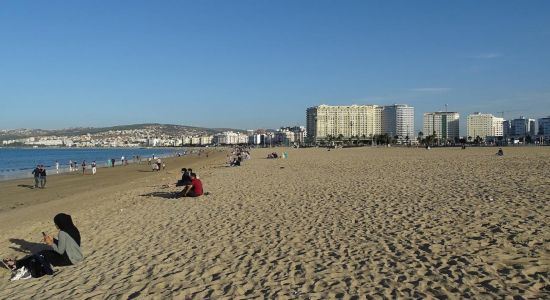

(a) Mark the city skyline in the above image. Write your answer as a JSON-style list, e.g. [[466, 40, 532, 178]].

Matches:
[[1, 1, 549, 132]]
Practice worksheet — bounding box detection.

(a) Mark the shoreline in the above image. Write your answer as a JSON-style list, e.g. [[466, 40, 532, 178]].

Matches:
[[0, 147, 199, 181]]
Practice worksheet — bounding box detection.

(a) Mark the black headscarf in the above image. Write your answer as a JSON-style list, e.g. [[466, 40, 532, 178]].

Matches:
[[54, 213, 81, 246]]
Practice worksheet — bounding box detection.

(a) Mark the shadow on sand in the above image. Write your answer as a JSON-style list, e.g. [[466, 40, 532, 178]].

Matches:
[[17, 184, 35, 189], [140, 192, 181, 199], [9, 238, 49, 254]]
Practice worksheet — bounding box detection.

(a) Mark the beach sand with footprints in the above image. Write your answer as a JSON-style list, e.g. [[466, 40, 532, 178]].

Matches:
[[0, 146, 548, 298]]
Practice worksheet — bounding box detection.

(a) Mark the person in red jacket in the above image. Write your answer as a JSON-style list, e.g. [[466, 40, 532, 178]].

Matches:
[[182, 173, 203, 197]]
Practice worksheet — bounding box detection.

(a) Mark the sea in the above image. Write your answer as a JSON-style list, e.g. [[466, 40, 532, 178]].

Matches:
[[0, 147, 184, 181]]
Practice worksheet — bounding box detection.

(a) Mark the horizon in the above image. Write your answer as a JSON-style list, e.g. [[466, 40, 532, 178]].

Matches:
[[1, 1, 549, 133]]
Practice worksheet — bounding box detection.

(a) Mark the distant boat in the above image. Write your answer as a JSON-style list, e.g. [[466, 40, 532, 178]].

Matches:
[[32, 145, 38, 148]]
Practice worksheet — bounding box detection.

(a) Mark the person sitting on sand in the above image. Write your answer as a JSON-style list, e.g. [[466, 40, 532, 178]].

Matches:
[[176, 168, 192, 186], [181, 173, 203, 197], [3, 213, 83, 277], [496, 148, 504, 156]]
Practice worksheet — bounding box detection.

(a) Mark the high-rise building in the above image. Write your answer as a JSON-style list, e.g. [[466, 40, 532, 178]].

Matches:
[[502, 120, 511, 137], [306, 104, 415, 143], [423, 112, 460, 141], [538, 116, 550, 140], [381, 104, 415, 142], [306, 104, 383, 143], [467, 112, 503, 139], [510, 116, 536, 137]]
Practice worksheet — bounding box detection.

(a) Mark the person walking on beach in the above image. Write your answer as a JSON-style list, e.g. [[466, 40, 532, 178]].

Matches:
[[81, 161, 86, 175], [32, 165, 41, 188], [39, 165, 47, 188], [121, 156, 125, 166], [55, 161, 59, 174], [111, 158, 115, 167], [91, 161, 97, 175], [69, 160, 73, 172]]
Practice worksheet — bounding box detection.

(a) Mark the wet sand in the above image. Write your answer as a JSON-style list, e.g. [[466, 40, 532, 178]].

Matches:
[[0, 146, 548, 299]]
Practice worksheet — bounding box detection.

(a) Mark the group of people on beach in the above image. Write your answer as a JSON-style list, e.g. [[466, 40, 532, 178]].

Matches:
[[2, 213, 83, 281], [151, 157, 165, 171], [31, 165, 47, 189], [176, 168, 203, 197], [227, 147, 250, 167]]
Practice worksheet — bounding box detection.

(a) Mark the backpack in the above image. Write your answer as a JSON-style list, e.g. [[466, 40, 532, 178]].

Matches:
[[27, 254, 54, 278]]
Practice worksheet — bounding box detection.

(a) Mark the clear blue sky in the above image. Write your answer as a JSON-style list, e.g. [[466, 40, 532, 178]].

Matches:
[[1, 0, 549, 133]]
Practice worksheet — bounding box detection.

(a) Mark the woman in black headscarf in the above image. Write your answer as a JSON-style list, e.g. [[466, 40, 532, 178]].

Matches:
[[3, 213, 84, 273]]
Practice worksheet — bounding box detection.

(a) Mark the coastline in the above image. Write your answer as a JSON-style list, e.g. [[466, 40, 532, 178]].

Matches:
[[0, 147, 548, 298], [0, 147, 192, 181]]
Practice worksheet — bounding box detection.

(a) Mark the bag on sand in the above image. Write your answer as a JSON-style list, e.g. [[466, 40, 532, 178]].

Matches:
[[27, 254, 54, 278]]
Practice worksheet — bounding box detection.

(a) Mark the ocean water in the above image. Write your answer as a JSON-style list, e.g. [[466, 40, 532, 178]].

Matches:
[[0, 147, 184, 180]]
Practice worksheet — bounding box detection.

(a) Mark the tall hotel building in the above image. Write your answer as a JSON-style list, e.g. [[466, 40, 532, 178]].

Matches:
[[467, 112, 504, 139], [382, 104, 415, 141], [423, 112, 460, 141], [306, 104, 414, 143]]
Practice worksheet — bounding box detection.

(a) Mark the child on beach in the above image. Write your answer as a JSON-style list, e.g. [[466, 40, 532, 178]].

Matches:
[[91, 161, 97, 175], [3, 213, 83, 280]]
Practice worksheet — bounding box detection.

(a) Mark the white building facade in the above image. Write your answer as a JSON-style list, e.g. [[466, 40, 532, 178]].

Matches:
[[467, 112, 504, 139], [306, 104, 384, 143], [381, 104, 415, 142], [423, 112, 460, 142]]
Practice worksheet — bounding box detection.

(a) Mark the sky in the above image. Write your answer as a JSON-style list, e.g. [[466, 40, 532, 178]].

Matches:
[[0, 0, 549, 133]]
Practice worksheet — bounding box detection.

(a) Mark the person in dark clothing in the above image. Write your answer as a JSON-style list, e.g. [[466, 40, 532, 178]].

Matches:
[[39, 165, 47, 188], [31, 165, 41, 188], [3, 213, 84, 273], [176, 168, 192, 186]]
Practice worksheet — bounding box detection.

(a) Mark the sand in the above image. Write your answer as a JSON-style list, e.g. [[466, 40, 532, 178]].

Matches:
[[0, 146, 548, 299]]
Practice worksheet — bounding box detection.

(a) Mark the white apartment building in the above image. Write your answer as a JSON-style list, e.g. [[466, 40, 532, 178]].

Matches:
[[213, 131, 248, 145], [306, 104, 415, 143], [190, 137, 201, 145], [382, 104, 415, 142], [306, 104, 383, 143], [199, 136, 213, 145], [423, 112, 460, 141], [467, 112, 503, 139]]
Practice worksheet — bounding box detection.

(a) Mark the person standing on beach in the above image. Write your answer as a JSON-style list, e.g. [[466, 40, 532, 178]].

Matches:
[[91, 161, 97, 175], [69, 160, 73, 172], [121, 156, 125, 166], [32, 165, 41, 188], [81, 161, 86, 175], [55, 161, 59, 174], [111, 158, 115, 167], [39, 165, 47, 188]]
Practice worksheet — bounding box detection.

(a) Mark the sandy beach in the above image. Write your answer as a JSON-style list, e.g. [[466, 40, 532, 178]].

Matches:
[[0, 146, 548, 299]]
